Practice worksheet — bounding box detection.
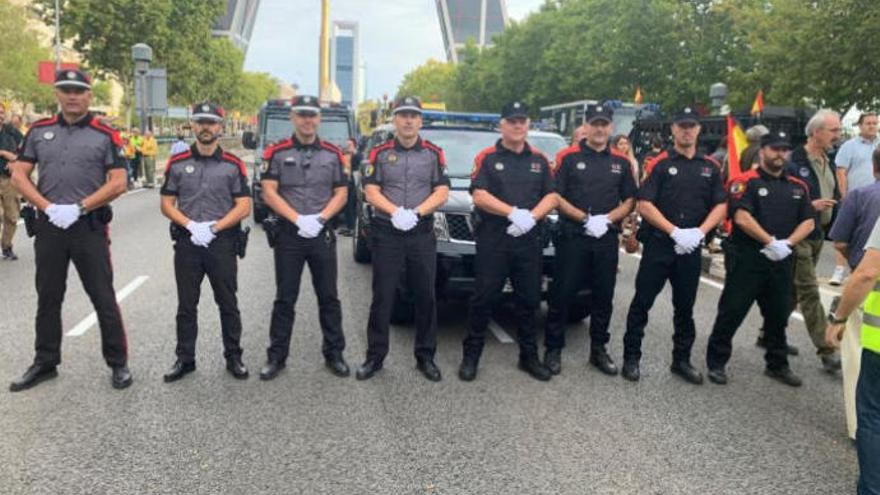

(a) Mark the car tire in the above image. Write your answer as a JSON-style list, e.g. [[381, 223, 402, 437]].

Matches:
[[353, 209, 371, 264]]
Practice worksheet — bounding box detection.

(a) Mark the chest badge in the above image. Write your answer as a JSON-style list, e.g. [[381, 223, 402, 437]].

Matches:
[[799, 167, 810, 178], [668, 166, 678, 176], [495, 162, 504, 171], [610, 162, 622, 173], [530, 162, 542, 173], [387, 153, 398, 164], [758, 187, 769, 197], [260, 162, 269, 173], [730, 182, 745, 195], [701, 167, 712, 177], [43, 131, 55, 141], [365, 164, 375, 177], [577, 162, 586, 170], [185, 165, 195, 174]]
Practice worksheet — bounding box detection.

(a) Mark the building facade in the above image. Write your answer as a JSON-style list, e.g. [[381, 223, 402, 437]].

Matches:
[[435, 0, 508, 63]]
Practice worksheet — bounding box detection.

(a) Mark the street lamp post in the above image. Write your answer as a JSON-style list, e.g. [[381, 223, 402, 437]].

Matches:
[[54, 0, 61, 71], [131, 43, 153, 133]]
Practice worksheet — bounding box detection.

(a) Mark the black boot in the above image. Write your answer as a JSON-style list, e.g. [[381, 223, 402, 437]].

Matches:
[[589, 348, 619, 376], [416, 358, 442, 382], [518, 355, 552, 381], [325, 354, 350, 377], [163, 360, 195, 383], [111, 365, 133, 389], [259, 360, 285, 381], [621, 360, 640, 382], [226, 357, 249, 380], [543, 348, 561, 375], [670, 360, 704, 385], [355, 359, 383, 381], [765, 367, 802, 387], [9, 363, 58, 392], [458, 356, 479, 382]]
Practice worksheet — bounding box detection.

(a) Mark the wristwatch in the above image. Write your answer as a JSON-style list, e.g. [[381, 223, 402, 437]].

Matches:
[[76, 201, 87, 216], [827, 313, 848, 325]]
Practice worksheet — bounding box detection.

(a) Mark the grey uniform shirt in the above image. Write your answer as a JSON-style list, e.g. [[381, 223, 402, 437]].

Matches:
[[18, 113, 125, 203], [161, 145, 250, 222], [261, 136, 347, 215], [362, 137, 449, 220]]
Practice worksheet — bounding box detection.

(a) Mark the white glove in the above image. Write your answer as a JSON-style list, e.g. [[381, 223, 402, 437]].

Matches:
[[391, 208, 419, 232], [507, 208, 536, 235], [295, 214, 324, 238], [585, 214, 610, 238], [186, 221, 217, 247], [761, 238, 792, 261], [506, 222, 525, 237], [671, 227, 704, 255], [46, 203, 80, 229]]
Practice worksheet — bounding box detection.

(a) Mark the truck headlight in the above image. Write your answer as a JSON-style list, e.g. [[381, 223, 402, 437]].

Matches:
[[434, 212, 450, 241]]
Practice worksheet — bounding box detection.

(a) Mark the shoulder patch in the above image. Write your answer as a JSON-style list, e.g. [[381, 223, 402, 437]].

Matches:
[[422, 139, 447, 167], [29, 116, 59, 129], [221, 151, 248, 176], [368, 140, 395, 164], [319, 140, 345, 165], [262, 138, 294, 162], [471, 145, 497, 179], [165, 150, 192, 173], [644, 151, 669, 177], [88, 119, 123, 147], [555, 144, 580, 169]]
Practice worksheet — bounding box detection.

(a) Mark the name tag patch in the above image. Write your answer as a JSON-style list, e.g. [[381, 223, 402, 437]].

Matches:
[[530, 162, 542, 173]]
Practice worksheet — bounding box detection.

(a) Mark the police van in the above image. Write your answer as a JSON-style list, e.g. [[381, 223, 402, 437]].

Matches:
[[352, 111, 591, 323], [242, 99, 357, 223]]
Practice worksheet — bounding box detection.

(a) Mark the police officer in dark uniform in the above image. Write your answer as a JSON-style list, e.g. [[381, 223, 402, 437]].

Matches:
[[459, 101, 558, 382], [357, 96, 450, 381], [8, 69, 132, 391], [258, 95, 350, 380], [621, 108, 727, 384], [160, 102, 252, 382], [706, 131, 815, 387], [544, 104, 637, 376]]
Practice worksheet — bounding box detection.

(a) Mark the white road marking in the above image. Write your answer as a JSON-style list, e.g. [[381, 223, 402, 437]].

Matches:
[[488, 319, 515, 344], [66, 275, 149, 336], [618, 248, 813, 322]]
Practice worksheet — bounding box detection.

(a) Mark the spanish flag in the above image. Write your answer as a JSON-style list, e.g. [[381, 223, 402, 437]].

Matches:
[[726, 114, 749, 181], [750, 90, 765, 116], [634, 87, 643, 104]]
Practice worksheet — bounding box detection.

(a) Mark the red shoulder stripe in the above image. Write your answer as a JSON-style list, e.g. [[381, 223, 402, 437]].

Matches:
[[644, 151, 668, 177], [88, 119, 123, 147], [610, 149, 630, 161], [29, 116, 59, 129], [471, 146, 496, 180], [262, 138, 294, 161], [222, 152, 248, 176], [703, 154, 722, 170], [422, 140, 447, 167], [368, 140, 395, 164], [555, 144, 579, 169], [320, 141, 345, 165], [165, 150, 192, 174], [785, 175, 810, 190]]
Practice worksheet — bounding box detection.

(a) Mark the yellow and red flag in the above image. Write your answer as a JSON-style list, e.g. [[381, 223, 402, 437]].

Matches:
[[750, 90, 764, 116], [726, 114, 749, 182]]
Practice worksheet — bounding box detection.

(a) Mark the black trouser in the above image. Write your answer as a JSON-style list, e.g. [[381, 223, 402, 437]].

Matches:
[[267, 225, 344, 363], [365, 220, 437, 362], [623, 234, 701, 363], [33, 215, 127, 368], [706, 243, 792, 371], [173, 232, 242, 363], [545, 231, 618, 352], [464, 233, 542, 360]]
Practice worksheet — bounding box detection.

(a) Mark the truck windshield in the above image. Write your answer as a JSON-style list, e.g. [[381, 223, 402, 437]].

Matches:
[[263, 115, 350, 149]]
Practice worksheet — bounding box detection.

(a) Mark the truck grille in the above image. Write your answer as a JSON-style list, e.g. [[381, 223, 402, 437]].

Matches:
[[447, 213, 474, 242]]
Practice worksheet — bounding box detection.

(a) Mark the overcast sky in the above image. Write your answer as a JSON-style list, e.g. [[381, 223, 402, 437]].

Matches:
[[243, 0, 545, 100]]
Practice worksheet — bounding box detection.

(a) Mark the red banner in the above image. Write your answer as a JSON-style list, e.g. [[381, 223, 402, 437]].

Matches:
[[38, 61, 80, 85]]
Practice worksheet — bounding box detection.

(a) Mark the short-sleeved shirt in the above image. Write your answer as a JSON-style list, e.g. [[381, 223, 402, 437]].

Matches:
[[638, 148, 726, 238], [829, 181, 880, 268], [554, 140, 637, 231], [160, 145, 249, 222], [17, 113, 125, 203], [261, 135, 347, 215], [470, 139, 555, 239], [865, 216, 880, 252], [0, 124, 23, 175], [835, 136, 879, 193], [727, 167, 813, 249], [363, 136, 449, 221]]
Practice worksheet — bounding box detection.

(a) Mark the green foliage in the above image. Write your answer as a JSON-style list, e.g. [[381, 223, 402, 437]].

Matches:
[[0, 0, 55, 110], [400, 0, 880, 113], [232, 71, 281, 115], [396, 59, 458, 106]]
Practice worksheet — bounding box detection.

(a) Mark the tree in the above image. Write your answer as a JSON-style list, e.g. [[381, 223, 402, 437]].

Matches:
[[0, 0, 55, 110], [396, 59, 458, 106], [232, 72, 281, 115]]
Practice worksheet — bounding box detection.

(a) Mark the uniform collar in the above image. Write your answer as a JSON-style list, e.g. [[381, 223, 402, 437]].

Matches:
[[495, 138, 533, 156], [291, 134, 322, 150], [56, 112, 94, 128], [189, 143, 224, 160], [394, 136, 423, 151], [578, 139, 610, 155], [757, 165, 789, 181], [667, 147, 704, 161]]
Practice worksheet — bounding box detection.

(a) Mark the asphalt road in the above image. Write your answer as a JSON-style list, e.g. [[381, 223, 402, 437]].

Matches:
[[0, 187, 860, 494]]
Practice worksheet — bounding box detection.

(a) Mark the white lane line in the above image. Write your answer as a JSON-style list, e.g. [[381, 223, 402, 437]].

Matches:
[[66, 275, 149, 337], [488, 319, 515, 344], [618, 248, 808, 322]]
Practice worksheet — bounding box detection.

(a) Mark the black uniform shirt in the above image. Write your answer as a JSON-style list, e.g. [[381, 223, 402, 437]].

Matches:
[[470, 139, 555, 238], [161, 145, 249, 222], [363, 136, 449, 220], [555, 140, 637, 230], [17, 113, 125, 203], [261, 135, 347, 215], [0, 123, 23, 175], [728, 167, 813, 248], [638, 148, 726, 236]]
